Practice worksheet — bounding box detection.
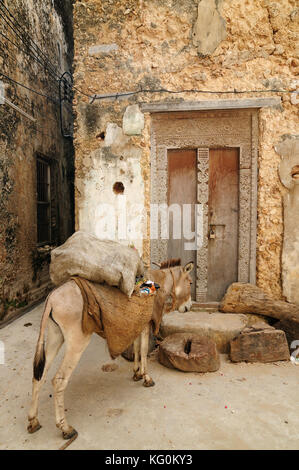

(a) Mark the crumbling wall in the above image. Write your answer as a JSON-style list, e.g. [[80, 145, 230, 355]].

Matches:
[[73, 0, 298, 299], [0, 0, 74, 322]]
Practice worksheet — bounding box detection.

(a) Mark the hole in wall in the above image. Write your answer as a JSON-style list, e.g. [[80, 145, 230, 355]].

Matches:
[[113, 182, 125, 194], [291, 165, 299, 179], [96, 131, 106, 140]]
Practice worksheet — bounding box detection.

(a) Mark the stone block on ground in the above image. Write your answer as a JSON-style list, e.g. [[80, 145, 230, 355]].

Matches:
[[230, 325, 290, 363], [160, 311, 248, 353], [220, 282, 299, 347], [220, 282, 299, 321], [158, 333, 220, 373]]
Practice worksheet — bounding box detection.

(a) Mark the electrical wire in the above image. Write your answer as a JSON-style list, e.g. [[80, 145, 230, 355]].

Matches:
[[0, 1, 295, 116], [0, 95, 60, 138], [0, 13, 49, 72], [1, 45, 292, 110], [0, 1, 62, 80], [0, 5, 74, 104], [0, 6, 74, 122], [9, 94, 59, 124], [0, 36, 61, 100], [0, 11, 61, 86], [0, 28, 54, 78], [0, 96, 62, 138], [6, 0, 74, 66], [0, 70, 59, 124], [0, 2, 73, 138], [89, 86, 292, 102], [0, 37, 24, 67], [0, 71, 59, 103]]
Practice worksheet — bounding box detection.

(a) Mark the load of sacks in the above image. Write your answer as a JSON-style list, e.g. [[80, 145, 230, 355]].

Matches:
[[50, 230, 145, 297]]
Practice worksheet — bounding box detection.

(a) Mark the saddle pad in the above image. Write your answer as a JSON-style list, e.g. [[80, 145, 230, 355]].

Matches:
[[72, 277, 155, 359]]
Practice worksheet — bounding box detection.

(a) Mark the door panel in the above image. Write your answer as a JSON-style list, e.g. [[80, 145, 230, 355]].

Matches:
[[167, 149, 197, 299], [207, 148, 239, 301]]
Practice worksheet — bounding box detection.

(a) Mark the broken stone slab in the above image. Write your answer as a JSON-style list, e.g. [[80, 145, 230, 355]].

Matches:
[[192, 0, 227, 56], [88, 43, 119, 56], [230, 326, 290, 363], [158, 333, 220, 372], [220, 283, 299, 346], [122, 105, 144, 136], [160, 311, 248, 353]]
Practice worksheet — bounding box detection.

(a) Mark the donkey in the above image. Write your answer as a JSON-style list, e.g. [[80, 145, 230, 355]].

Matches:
[[27, 259, 193, 440]]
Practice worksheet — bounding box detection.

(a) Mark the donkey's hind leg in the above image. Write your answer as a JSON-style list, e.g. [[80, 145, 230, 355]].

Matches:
[[28, 318, 64, 433], [52, 329, 91, 439]]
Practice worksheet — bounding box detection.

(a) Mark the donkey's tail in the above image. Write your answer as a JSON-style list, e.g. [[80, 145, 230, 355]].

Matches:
[[33, 294, 52, 381]]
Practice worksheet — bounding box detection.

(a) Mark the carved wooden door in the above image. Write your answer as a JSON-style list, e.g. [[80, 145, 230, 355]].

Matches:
[[167, 149, 197, 299], [207, 148, 239, 301]]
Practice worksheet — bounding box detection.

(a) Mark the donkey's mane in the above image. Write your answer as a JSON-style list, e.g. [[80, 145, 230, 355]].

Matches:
[[159, 258, 181, 269]]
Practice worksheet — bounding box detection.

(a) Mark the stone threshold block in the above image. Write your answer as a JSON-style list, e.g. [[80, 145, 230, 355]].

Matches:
[[158, 333, 220, 373], [160, 311, 249, 353], [230, 325, 290, 363]]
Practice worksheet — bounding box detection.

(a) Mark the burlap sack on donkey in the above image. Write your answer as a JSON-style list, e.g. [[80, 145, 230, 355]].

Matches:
[[50, 231, 144, 297], [72, 277, 155, 359]]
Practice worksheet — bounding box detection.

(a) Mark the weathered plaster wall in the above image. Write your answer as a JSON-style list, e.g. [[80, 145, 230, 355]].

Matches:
[[0, 0, 74, 322], [277, 135, 299, 304], [73, 0, 298, 299]]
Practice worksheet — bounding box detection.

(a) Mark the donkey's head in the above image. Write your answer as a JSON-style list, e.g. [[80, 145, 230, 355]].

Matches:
[[147, 259, 194, 336], [163, 260, 193, 313], [173, 261, 194, 312], [151, 258, 194, 313]]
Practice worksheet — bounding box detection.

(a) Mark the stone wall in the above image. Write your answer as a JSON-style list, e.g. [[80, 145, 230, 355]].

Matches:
[[277, 135, 299, 304], [73, 0, 298, 300], [0, 0, 74, 322]]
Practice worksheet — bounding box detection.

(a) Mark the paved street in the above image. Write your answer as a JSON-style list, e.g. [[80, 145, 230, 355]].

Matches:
[[0, 302, 299, 450]]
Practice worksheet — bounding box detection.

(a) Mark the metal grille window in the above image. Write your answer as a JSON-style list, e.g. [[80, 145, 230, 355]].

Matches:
[[36, 158, 51, 245]]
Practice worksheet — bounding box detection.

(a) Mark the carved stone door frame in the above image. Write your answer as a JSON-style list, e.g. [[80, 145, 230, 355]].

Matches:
[[149, 107, 259, 303]]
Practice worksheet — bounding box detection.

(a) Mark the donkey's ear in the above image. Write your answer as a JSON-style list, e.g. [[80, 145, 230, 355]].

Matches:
[[183, 261, 194, 273], [152, 261, 161, 269]]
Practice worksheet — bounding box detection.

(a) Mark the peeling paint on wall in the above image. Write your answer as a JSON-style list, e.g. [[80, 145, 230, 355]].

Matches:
[[277, 135, 299, 305], [192, 0, 227, 56]]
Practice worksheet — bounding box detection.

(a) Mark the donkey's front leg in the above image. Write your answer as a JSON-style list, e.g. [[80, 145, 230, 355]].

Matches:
[[132, 334, 142, 381], [140, 324, 155, 387]]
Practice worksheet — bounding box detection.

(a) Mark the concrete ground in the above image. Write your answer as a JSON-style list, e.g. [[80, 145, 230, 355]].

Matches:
[[0, 302, 299, 451]]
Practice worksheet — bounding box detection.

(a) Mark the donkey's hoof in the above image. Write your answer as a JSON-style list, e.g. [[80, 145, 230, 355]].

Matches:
[[133, 373, 142, 382], [143, 378, 155, 387], [27, 418, 42, 434], [62, 427, 78, 440]]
